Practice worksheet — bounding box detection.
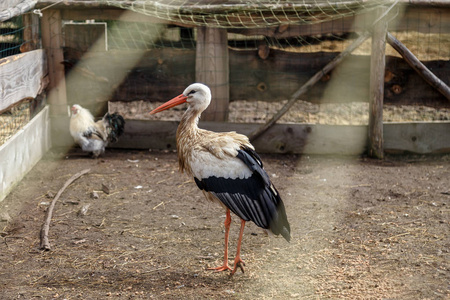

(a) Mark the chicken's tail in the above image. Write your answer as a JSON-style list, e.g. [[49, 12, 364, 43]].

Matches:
[[103, 112, 125, 143]]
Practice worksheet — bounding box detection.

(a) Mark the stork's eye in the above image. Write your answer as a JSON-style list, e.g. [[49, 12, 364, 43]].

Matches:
[[187, 90, 196, 96]]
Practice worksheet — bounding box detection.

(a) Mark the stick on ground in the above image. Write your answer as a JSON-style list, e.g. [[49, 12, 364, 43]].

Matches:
[[39, 168, 90, 250]]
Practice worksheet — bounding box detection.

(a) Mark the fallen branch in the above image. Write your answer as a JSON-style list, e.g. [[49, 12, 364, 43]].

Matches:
[[386, 32, 450, 102], [249, 31, 371, 141], [39, 169, 90, 250]]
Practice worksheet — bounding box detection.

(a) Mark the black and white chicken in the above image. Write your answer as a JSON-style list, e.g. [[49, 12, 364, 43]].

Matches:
[[69, 104, 125, 157]]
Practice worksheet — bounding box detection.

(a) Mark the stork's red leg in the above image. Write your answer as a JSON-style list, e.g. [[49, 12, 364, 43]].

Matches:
[[208, 209, 232, 272], [231, 219, 246, 275]]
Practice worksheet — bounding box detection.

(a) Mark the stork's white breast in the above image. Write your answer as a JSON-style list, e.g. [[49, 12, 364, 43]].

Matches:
[[189, 150, 252, 180]]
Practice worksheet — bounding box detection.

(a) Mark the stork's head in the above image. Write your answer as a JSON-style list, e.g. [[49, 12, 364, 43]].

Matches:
[[150, 83, 211, 115]]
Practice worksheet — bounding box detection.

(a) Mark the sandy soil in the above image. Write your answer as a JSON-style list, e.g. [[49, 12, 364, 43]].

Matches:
[[0, 148, 448, 299]]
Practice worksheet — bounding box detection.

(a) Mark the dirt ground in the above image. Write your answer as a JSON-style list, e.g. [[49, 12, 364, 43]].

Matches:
[[0, 148, 449, 299]]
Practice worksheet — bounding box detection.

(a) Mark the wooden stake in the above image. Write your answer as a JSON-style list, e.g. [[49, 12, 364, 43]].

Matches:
[[386, 32, 450, 102], [249, 32, 370, 142], [196, 27, 229, 121], [40, 169, 90, 251], [40, 9, 68, 117]]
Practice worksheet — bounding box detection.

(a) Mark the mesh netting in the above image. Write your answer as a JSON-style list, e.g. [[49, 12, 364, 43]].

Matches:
[[60, 0, 449, 124], [105, 0, 392, 28], [0, 15, 36, 146], [0, 100, 31, 146], [0, 16, 24, 58]]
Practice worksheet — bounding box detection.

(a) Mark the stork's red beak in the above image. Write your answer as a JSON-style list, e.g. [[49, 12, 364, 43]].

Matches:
[[150, 94, 187, 114]]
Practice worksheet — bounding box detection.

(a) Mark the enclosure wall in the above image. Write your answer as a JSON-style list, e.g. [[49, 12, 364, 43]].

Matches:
[[0, 106, 51, 202]]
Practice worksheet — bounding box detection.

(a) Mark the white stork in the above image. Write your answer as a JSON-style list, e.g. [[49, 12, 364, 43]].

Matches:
[[150, 83, 291, 275]]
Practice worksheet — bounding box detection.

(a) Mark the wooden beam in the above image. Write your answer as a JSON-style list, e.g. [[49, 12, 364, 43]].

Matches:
[[384, 122, 450, 154], [21, 12, 40, 53], [0, 0, 37, 22], [196, 27, 229, 121], [368, 9, 388, 159], [0, 50, 47, 114], [62, 47, 450, 107], [49, 118, 448, 155], [40, 9, 68, 117], [61, 8, 168, 23], [114, 120, 450, 154], [0, 106, 51, 203]]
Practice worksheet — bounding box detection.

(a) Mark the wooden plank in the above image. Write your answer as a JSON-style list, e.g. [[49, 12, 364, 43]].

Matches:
[[64, 119, 449, 155], [387, 32, 450, 101], [63, 49, 195, 114], [195, 27, 229, 121], [228, 13, 374, 38], [396, 6, 450, 34], [62, 47, 450, 107], [21, 12, 40, 53], [63, 23, 107, 52], [368, 8, 388, 159], [77, 119, 369, 155], [41, 9, 68, 117], [384, 122, 450, 154], [230, 7, 450, 37], [35, 2, 450, 34], [61, 8, 170, 24], [0, 0, 28, 10], [0, 105, 51, 203], [0, 0, 37, 22], [0, 50, 47, 113]]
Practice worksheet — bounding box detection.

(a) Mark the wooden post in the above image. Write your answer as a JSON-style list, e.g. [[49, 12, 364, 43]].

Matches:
[[368, 8, 387, 159], [23, 12, 43, 118], [195, 27, 229, 121], [22, 12, 40, 52], [40, 9, 67, 117]]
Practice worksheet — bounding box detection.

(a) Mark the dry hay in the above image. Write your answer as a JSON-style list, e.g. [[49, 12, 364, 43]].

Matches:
[[0, 101, 31, 146], [110, 100, 450, 125]]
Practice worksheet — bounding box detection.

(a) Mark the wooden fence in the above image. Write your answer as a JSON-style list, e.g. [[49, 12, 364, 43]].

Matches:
[[0, 48, 50, 202], [1, 1, 449, 161], [36, 1, 450, 157]]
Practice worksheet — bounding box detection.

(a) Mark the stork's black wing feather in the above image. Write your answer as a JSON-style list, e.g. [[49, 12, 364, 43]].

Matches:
[[194, 147, 291, 241]]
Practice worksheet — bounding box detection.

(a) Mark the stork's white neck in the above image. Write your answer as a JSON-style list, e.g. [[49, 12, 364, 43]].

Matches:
[[176, 106, 202, 175]]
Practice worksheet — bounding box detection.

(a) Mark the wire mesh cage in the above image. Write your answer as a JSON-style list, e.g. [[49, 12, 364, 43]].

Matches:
[[0, 16, 25, 58]]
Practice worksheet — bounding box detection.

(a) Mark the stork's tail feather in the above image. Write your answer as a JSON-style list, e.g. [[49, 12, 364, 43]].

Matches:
[[103, 112, 125, 143], [272, 203, 291, 242]]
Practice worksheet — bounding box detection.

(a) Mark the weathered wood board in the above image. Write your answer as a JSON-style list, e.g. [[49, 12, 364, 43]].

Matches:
[[63, 49, 196, 114], [63, 47, 450, 108], [0, 0, 37, 22], [51, 117, 450, 155], [64, 22, 107, 52], [384, 122, 450, 154], [37, 3, 450, 35], [112, 120, 450, 155], [196, 27, 229, 121], [0, 106, 51, 203], [41, 9, 68, 116], [0, 49, 47, 114]]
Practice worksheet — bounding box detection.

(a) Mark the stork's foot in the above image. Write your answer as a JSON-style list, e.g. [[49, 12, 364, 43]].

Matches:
[[207, 264, 231, 272], [231, 257, 245, 275]]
